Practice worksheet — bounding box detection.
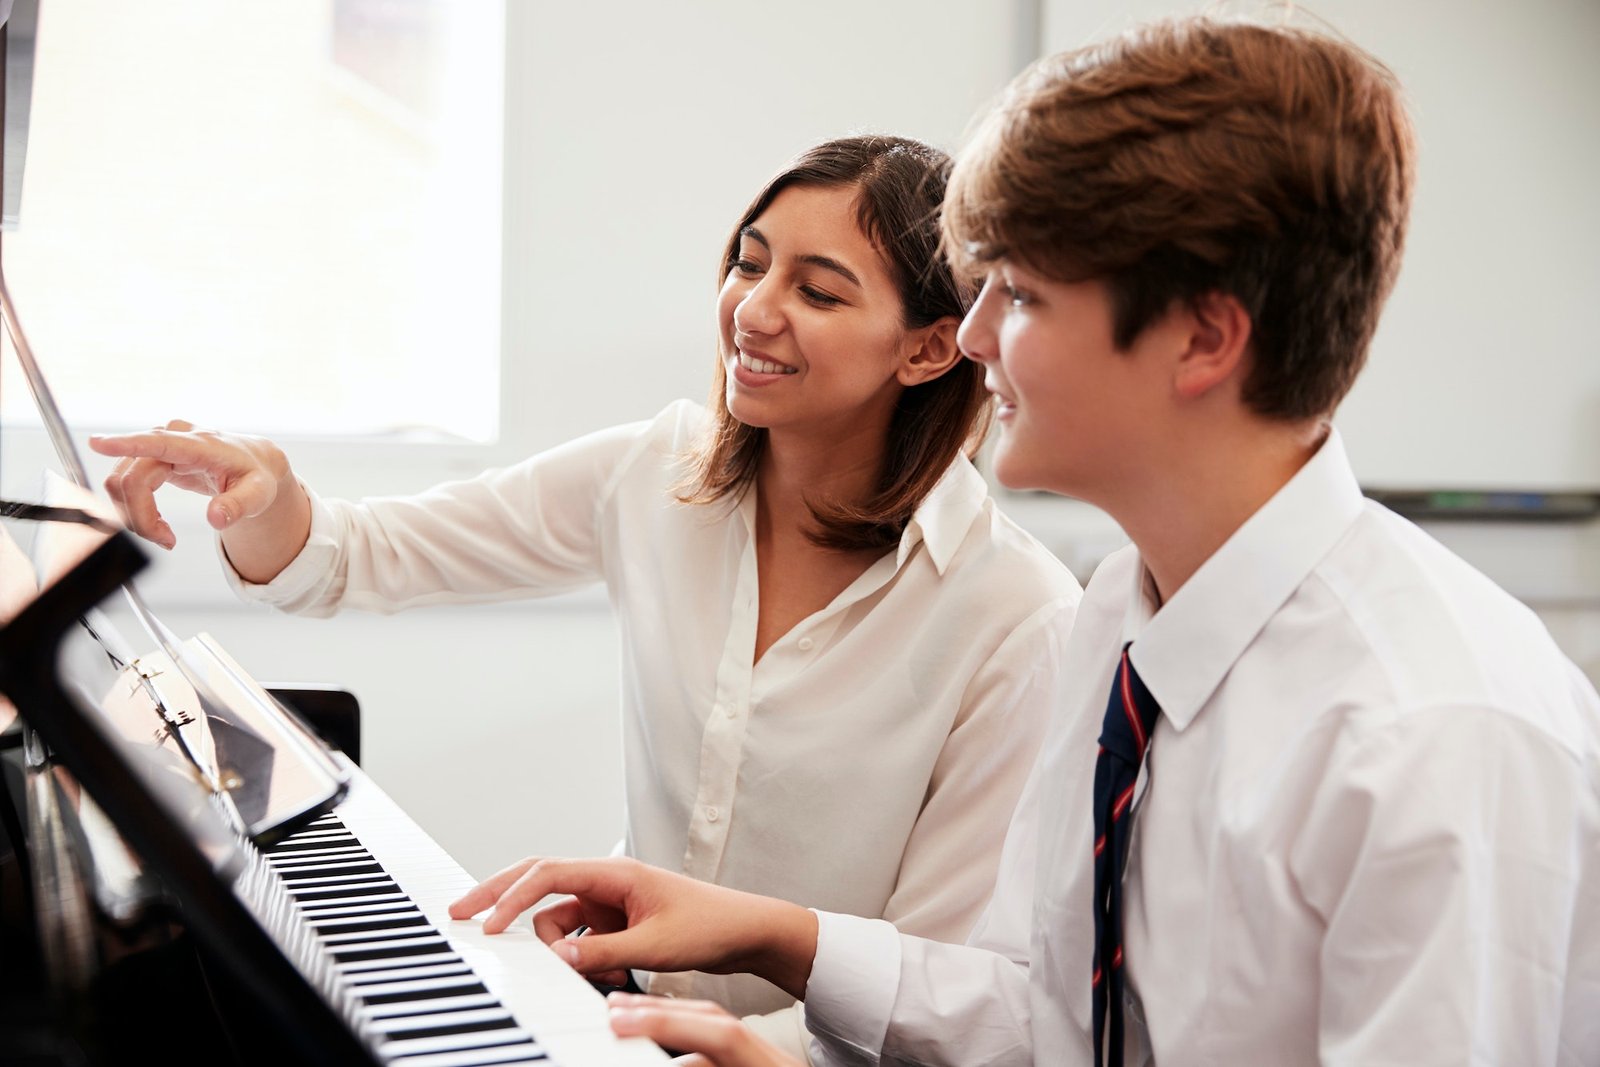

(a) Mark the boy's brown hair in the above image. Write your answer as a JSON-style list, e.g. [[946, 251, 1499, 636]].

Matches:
[[944, 16, 1417, 421]]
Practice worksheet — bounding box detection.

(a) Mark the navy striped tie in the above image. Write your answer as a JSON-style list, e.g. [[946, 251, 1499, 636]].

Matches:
[[1092, 643, 1162, 1066]]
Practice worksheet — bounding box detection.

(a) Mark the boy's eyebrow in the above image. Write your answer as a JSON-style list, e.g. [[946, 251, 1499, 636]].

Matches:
[[740, 226, 863, 289]]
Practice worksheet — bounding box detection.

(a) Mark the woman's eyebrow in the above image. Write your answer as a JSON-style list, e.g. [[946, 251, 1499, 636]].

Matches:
[[798, 255, 862, 289], [739, 226, 862, 289]]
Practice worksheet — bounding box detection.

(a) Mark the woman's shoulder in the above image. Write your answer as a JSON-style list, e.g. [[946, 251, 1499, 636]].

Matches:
[[929, 459, 1082, 597], [964, 506, 1085, 607], [564, 399, 707, 471], [581, 398, 710, 503], [598, 397, 708, 457]]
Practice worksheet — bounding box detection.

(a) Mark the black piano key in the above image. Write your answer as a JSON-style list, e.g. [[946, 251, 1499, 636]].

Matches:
[[333, 939, 455, 964], [278, 860, 388, 881], [388, 1047, 548, 1067], [375, 1015, 519, 1041], [311, 915, 433, 937], [293, 881, 404, 902]]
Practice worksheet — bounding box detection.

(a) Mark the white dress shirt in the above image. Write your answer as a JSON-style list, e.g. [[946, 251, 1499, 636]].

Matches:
[[223, 399, 1084, 1058], [805, 428, 1600, 1065]]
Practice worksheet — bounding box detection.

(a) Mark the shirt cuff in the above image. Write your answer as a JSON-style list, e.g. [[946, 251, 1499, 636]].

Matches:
[[218, 481, 340, 608], [802, 911, 902, 1065]]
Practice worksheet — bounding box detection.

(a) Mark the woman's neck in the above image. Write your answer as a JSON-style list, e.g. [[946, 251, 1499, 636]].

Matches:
[[756, 424, 887, 539]]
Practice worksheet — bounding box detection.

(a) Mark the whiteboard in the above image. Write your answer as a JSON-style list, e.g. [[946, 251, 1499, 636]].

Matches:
[[1039, 0, 1600, 490]]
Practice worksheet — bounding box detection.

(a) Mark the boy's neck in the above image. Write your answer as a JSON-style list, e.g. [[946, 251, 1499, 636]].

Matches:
[[1112, 419, 1330, 604]]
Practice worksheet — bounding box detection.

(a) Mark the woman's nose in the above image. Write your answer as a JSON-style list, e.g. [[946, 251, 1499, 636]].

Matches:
[[733, 277, 783, 337]]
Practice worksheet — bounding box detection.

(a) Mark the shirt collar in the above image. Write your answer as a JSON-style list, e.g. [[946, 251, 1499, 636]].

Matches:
[[1126, 428, 1366, 732], [895, 453, 990, 576]]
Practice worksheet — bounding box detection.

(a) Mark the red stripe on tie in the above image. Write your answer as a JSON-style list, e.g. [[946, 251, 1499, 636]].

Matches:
[[1093, 966, 1102, 987], [1095, 834, 1106, 857], [1112, 781, 1137, 820], [1113, 945, 1123, 969], [1120, 651, 1147, 754]]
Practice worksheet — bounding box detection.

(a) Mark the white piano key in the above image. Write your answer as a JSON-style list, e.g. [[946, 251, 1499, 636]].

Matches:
[[278, 859, 387, 877], [384, 1044, 551, 1067], [330, 933, 453, 956], [338, 952, 466, 975], [361, 992, 503, 1019], [305, 902, 421, 923], [297, 892, 410, 910], [268, 851, 371, 870], [376, 1036, 544, 1062], [345, 961, 477, 985], [282, 871, 397, 888], [308, 912, 426, 932], [355, 973, 487, 999]]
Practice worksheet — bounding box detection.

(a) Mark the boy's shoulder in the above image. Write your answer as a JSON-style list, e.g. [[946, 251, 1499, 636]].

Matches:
[[1289, 501, 1599, 754]]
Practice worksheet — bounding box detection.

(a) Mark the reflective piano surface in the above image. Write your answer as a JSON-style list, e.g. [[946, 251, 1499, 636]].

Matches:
[[1, 748, 670, 1064], [0, 531, 668, 1066]]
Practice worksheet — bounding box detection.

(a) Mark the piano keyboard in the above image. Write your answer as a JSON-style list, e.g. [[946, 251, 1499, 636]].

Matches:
[[259, 768, 669, 1066]]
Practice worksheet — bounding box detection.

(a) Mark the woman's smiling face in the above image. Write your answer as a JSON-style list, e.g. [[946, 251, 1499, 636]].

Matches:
[[717, 183, 913, 442]]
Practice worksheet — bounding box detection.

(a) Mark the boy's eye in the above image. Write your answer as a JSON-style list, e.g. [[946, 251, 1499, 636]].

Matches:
[[1003, 283, 1031, 308]]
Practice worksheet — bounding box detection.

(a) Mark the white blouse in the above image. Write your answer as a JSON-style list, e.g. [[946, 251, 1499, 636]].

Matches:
[[225, 400, 1083, 1054]]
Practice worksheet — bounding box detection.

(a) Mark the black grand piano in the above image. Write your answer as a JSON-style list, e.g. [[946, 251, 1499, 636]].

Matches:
[[0, 5, 667, 1063]]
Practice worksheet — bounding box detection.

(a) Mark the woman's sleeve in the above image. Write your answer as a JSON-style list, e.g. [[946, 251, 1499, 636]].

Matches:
[[223, 405, 691, 616]]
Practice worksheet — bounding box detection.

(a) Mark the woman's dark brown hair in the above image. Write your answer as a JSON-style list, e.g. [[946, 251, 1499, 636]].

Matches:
[[675, 135, 991, 552]]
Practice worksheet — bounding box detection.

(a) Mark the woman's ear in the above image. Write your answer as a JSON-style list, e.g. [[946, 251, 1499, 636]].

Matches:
[[1173, 291, 1253, 400], [896, 316, 963, 387]]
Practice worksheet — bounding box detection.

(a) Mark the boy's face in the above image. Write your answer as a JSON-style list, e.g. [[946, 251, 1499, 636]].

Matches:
[[957, 262, 1170, 504]]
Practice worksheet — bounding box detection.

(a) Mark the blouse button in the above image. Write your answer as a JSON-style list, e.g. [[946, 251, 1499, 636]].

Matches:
[[705, 806, 720, 823], [797, 636, 815, 651]]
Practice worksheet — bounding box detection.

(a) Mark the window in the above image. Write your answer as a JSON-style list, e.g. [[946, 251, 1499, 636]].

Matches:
[[2, 0, 504, 442]]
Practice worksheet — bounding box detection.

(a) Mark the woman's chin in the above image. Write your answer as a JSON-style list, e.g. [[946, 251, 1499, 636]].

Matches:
[[724, 393, 773, 430]]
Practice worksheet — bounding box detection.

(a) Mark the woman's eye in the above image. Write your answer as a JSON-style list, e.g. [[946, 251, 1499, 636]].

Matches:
[[801, 285, 843, 307], [730, 258, 763, 277]]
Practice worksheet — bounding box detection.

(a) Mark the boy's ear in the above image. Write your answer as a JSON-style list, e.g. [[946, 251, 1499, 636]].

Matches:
[[897, 316, 963, 387], [1173, 291, 1253, 400]]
